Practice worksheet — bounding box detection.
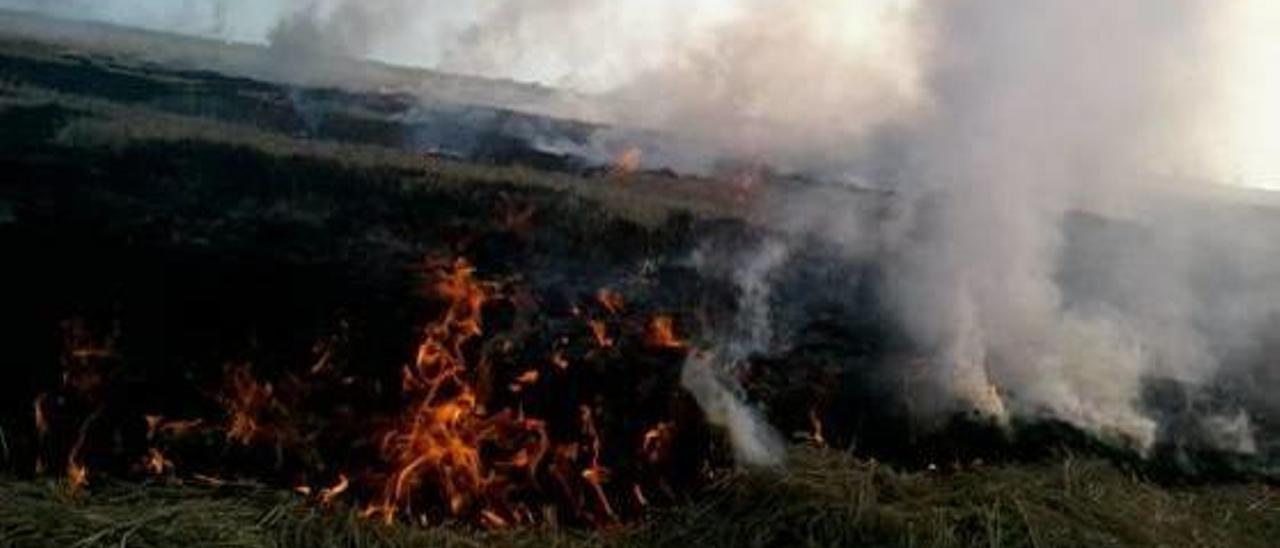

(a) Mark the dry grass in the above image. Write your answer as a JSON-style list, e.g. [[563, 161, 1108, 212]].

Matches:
[[3, 447, 1276, 548]]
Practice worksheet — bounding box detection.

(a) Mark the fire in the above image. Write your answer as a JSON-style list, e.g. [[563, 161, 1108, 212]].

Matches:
[[143, 448, 174, 475], [608, 147, 643, 178], [22, 254, 696, 528], [145, 415, 204, 439], [33, 394, 48, 438], [65, 413, 97, 494], [646, 315, 686, 350], [222, 364, 275, 446], [320, 474, 350, 506], [808, 407, 827, 448], [66, 460, 89, 492], [32, 394, 48, 474], [641, 422, 675, 464], [588, 320, 614, 348], [368, 258, 548, 526], [631, 484, 649, 507], [363, 257, 666, 527], [510, 369, 540, 393], [596, 288, 625, 314], [59, 317, 114, 400], [576, 406, 616, 523], [551, 350, 570, 370]]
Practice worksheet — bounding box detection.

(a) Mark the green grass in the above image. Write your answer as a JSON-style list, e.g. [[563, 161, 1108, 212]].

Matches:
[[3, 448, 1276, 548]]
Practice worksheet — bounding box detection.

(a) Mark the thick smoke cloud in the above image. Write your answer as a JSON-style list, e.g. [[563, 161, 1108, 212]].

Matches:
[[659, 0, 1278, 457], [878, 1, 1280, 456], [884, 0, 1220, 449]]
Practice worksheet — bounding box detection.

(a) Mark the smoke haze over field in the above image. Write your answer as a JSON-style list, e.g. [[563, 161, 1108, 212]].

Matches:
[[6, 0, 1280, 459], [5, 1, 1276, 185]]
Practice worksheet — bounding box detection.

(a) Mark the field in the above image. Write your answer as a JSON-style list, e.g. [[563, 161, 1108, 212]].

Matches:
[[1, 11, 1277, 547]]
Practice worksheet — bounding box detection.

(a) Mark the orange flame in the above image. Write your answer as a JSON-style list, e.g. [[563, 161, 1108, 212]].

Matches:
[[143, 447, 174, 475], [808, 407, 827, 448], [66, 461, 88, 492], [369, 258, 548, 526], [65, 413, 97, 494], [510, 369, 540, 393], [577, 406, 616, 523], [588, 320, 614, 349], [33, 394, 48, 439], [608, 147, 643, 179], [596, 288, 625, 315], [641, 422, 674, 464], [145, 415, 204, 440], [60, 317, 113, 400], [550, 350, 570, 370], [645, 316, 686, 350], [631, 483, 649, 508], [320, 473, 350, 506], [32, 394, 48, 475], [222, 364, 274, 446]]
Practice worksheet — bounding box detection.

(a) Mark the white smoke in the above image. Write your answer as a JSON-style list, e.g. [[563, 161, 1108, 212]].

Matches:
[[670, 0, 1278, 454], [681, 236, 790, 467], [680, 352, 785, 467], [879, 0, 1219, 450]]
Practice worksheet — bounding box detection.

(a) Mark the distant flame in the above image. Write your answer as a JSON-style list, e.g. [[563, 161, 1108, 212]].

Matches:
[[807, 407, 827, 448], [597, 288, 625, 315], [145, 415, 204, 440], [646, 316, 686, 350], [608, 147, 643, 178], [588, 320, 614, 348], [32, 394, 48, 475], [576, 405, 616, 523], [33, 394, 48, 438], [641, 422, 674, 464], [509, 369, 541, 393], [65, 412, 97, 494], [320, 474, 350, 506], [222, 364, 275, 446], [143, 448, 174, 475], [66, 460, 88, 492]]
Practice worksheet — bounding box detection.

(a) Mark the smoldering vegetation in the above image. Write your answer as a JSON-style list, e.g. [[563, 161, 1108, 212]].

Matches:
[[1, 5, 1280, 543]]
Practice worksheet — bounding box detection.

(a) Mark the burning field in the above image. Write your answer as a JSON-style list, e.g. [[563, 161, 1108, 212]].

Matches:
[[3, 5, 1280, 548]]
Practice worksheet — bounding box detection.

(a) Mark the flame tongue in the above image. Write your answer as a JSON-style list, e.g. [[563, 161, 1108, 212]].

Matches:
[[31, 255, 693, 528], [646, 315, 687, 350], [371, 258, 552, 526]]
